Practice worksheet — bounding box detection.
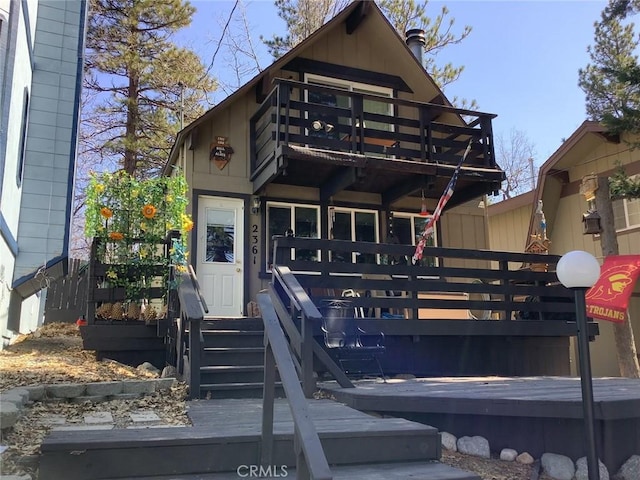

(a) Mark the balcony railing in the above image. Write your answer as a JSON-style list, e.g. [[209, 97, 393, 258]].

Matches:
[[250, 78, 497, 180]]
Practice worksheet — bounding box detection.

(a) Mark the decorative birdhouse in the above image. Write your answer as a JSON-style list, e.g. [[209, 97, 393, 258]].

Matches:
[[582, 210, 602, 235]]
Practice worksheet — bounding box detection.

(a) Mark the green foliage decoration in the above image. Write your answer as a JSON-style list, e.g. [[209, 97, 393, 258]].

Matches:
[[609, 162, 640, 199], [85, 170, 193, 303]]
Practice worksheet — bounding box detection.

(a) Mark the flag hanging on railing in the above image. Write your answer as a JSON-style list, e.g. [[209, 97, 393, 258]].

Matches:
[[412, 139, 473, 264]]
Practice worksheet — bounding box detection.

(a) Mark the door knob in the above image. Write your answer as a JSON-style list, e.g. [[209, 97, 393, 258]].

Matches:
[[236, 268, 241, 273]]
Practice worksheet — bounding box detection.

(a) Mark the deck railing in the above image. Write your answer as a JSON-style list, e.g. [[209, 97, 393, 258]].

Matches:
[[272, 236, 580, 323], [250, 78, 497, 178], [257, 293, 332, 480]]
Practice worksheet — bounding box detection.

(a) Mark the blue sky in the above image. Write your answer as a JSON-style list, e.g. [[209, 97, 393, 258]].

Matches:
[[178, 0, 609, 165]]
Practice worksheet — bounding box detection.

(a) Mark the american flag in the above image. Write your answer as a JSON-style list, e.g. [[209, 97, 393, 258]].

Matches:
[[413, 139, 473, 264]]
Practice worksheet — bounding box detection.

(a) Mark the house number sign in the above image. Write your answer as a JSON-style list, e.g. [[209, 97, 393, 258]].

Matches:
[[210, 136, 234, 170]]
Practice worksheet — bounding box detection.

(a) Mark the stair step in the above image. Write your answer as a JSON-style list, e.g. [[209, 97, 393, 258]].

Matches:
[[102, 461, 480, 480], [40, 413, 441, 479], [199, 381, 279, 399], [201, 318, 264, 331], [199, 365, 265, 384], [202, 347, 264, 366], [200, 330, 264, 348]]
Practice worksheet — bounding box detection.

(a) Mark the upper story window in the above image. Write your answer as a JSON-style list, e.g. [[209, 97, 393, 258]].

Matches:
[[304, 74, 394, 141], [613, 196, 640, 231], [16, 87, 29, 187]]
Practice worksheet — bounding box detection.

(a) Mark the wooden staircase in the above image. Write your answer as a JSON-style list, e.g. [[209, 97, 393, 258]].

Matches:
[[195, 318, 273, 399]]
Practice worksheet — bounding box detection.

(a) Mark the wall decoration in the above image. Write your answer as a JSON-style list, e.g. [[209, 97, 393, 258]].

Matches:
[[210, 136, 234, 170]]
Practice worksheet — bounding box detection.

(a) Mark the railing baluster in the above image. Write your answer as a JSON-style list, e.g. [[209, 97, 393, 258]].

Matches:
[[260, 339, 276, 467], [301, 312, 315, 398]]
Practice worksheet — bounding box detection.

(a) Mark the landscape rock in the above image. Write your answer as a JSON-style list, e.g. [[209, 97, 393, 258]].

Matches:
[[457, 435, 490, 459], [161, 366, 177, 378], [541, 452, 575, 480], [8, 388, 30, 403], [85, 381, 123, 396], [0, 402, 20, 429], [614, 455, 640, 480], [0, 392, 26, 409], [500, 448, 518, 461], [46, 383, 86, 399], [575, 457, 609, 480], [155, 378, 176, 390], [137, 362, 160, 376], [441, 431, 457, 451], [23, 385, 45, 401], [122, 380, 155, 394], [516, 452, 534, 465]]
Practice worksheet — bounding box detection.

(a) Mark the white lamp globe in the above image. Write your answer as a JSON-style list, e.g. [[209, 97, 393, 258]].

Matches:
[[556, 250, 601, 289]]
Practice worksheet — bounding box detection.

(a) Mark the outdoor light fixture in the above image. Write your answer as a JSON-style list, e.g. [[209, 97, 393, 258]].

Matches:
[[251, 196, 261, 215], [311, 120, 334, 133], [582, 210, 602, 235], [420, 189, 429, 217], [557, 250, 601, 480]]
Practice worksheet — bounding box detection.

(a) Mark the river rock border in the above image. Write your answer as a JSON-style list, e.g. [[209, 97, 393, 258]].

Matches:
[[441, 431, 639, 480], [0, 378, 176, 430]]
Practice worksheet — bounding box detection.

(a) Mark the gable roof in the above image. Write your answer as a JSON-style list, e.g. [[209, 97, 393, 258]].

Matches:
[[164, 0, 451, 174]]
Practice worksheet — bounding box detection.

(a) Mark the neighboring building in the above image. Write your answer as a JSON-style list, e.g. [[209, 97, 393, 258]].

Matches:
[[488, 121, 640, 376], [0, 0, 87, 344], [164, 1, 504, 317]]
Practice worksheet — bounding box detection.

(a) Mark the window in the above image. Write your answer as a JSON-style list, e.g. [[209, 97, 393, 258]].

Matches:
[[392, 213, 438, 267], [304, 74, 393, 144], [613, 196, 640, 231], [329, 207, 379, 263], [266, 202, 320, 269], [16, 87, 29, 187]]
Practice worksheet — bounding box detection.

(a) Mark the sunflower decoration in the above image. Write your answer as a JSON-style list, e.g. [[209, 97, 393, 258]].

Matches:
[[84, 169, 193, 308], [142, 204, 157, 220]]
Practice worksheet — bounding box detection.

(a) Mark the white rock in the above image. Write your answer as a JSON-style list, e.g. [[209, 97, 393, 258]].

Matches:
[[575, 457, 609, 480], [615, 455, 640, 480], [161, 366, 177, 378], [516, 452, 534, 465], [457, 435, 490, 459], [541, 452, 575, 480], [441, 431, 457, 451], [500, 448, 518, 461]]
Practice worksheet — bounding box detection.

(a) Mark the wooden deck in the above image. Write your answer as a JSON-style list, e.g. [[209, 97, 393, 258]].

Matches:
[[40, 398, 478, 480], [320, 376, 640, 474]]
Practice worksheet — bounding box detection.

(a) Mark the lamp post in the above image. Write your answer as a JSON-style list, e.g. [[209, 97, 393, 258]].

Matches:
[[556, 250, 601, 480]]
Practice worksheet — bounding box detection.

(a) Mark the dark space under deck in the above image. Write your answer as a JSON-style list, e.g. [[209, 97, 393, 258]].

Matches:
[[321, 376, 640, 474]]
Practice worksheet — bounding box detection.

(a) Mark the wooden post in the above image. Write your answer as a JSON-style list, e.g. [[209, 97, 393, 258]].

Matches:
[[594, 176, 640, 378]]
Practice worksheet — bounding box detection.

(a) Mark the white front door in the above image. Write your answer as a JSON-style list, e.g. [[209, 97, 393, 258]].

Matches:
[[197, 196, 244, 317]]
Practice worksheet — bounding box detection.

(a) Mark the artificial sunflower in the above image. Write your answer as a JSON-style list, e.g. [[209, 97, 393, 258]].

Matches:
[[100, 207, 113, 219], [109, 232, 124, 241], [142, 204, 157, 219], [182, 214, 194, 232]]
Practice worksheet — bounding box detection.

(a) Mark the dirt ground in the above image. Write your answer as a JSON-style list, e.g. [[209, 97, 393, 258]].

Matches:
[[0, 323, 550, 479]]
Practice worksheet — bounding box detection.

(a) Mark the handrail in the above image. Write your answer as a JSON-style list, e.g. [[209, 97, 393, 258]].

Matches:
[[271, 266, 354, 395], [257, 293, 332, 480], [175, 270, 206, 400]]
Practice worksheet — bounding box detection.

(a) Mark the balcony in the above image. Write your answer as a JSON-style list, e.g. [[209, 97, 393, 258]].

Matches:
[[250, 79, 504, 206]]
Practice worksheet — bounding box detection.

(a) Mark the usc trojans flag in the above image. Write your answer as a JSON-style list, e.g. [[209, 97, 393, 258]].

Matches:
[[585, 255, 640, 323]]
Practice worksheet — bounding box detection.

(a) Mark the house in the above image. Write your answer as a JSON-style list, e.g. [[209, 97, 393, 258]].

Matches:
[[0, 0, 87, 345], [488, 120, 640, 376], [164, 0, 504, 318]]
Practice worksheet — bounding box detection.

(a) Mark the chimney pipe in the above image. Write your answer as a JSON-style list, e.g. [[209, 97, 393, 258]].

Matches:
[[405, 28, 426, 66]]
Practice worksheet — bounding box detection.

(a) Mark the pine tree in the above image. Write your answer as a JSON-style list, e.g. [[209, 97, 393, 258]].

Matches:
[[84, 0, 217, 175], [578, 8, 640, 134]]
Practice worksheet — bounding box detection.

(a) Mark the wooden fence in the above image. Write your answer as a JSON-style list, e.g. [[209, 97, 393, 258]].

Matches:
[[44, 258, 88, 324]]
